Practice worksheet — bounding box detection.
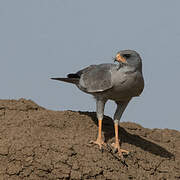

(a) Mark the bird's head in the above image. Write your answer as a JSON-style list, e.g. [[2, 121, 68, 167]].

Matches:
[[113, 50, 142, 70]]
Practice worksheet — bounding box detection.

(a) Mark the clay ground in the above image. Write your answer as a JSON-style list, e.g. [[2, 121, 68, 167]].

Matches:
[[0, 99, 179, 180]]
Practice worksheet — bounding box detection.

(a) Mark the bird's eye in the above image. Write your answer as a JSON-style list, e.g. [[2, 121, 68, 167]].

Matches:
[[123, 54, 131, 59]]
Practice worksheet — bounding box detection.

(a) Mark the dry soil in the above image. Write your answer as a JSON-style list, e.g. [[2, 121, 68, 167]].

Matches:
[[0, 99, 179, 180]]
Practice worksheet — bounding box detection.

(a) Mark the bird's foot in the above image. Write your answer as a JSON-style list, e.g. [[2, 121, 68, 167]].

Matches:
[[90, 138, 106, 150], [111, 142, 129, 160]]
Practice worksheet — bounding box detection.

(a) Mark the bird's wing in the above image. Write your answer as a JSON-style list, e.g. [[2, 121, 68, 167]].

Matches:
[[77, 64, 117, 93]]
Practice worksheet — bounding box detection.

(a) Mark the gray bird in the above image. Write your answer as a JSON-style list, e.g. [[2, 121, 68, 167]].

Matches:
[[51, 50, 144, 160]]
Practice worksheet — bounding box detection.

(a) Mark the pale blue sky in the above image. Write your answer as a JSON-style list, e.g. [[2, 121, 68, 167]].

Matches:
[[0, 0, 180, 130]]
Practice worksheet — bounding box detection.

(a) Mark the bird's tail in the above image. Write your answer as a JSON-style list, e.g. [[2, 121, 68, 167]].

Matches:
[[51, 77, 79, 84]]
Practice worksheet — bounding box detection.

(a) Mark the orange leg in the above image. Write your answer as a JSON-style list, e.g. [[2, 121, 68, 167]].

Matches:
[[111, 123, 129, 158], [90, 119, 106, 149]]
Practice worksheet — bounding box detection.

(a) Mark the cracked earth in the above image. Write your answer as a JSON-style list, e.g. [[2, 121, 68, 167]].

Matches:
[[0, 99, 180, 179]]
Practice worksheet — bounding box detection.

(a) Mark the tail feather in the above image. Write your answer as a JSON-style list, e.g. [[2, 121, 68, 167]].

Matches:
[[51, 77, 79, 84]]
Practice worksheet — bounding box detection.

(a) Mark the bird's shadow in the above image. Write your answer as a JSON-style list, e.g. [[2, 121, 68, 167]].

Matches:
[[79, 111, 174, 159]]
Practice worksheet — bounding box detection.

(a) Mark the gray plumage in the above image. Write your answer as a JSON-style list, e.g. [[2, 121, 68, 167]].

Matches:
[[51, 50, 144, 158], [51, 50, 144, 123]]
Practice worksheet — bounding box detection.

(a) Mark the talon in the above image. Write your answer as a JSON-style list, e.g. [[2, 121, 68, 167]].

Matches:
[[111, 143, 118, 153], [113, 148, 118, 153], [111, 142, 129, 158], [90, 139, 106, 150]]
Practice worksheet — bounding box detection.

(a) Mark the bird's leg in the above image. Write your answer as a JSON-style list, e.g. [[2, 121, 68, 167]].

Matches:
[[90, 98, 106, 149], [90, 119, 106, 149], [111, 100, 131, 158], [111, 123, 129, 157]]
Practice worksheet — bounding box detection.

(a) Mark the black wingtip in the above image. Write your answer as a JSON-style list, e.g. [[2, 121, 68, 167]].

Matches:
[[67, 73, 80, 78]]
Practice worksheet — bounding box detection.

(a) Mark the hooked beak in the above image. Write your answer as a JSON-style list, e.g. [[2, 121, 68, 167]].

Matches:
[[114, 53, 127, 63]]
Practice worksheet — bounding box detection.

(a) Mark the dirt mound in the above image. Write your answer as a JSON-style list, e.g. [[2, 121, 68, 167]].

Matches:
[[0, 99, 179, 180]]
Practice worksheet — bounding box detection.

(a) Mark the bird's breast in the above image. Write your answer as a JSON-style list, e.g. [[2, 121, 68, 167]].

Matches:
[[109, 69, 144, 100]]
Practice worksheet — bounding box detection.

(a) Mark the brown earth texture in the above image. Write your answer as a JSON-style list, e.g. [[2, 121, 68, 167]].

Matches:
[[0, 99, 180, 180]]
